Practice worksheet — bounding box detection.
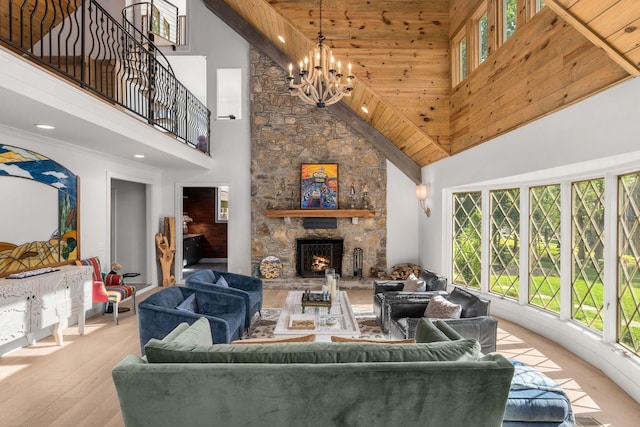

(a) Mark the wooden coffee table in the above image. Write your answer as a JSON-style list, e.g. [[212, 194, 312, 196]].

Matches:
[[273, 290, 360, 342]]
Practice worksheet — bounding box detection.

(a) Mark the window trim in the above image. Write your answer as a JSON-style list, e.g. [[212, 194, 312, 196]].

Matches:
[[451, 29, 468, 86]]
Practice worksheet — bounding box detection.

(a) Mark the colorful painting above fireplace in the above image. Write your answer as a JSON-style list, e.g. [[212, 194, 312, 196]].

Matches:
[[300, 163, 338, 209]]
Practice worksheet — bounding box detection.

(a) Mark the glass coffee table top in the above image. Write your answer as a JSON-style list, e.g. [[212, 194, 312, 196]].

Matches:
[[273, 290, 360, 340]]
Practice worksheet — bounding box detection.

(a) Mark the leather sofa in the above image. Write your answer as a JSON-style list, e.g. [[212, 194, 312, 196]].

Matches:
[[373, 269, 448, 332], [113, 317, 515, 427], [185, 269, 263, 329], [137, 286, 245, 355], [387, 286, 498, 354]]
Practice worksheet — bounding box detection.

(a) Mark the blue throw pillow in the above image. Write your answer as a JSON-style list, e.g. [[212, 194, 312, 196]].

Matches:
[[175, 293, 198, 313], [216, 275, 229, 287]]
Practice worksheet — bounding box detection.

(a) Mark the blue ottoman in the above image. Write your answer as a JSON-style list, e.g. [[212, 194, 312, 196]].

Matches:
[[503, 360, 575, 426]]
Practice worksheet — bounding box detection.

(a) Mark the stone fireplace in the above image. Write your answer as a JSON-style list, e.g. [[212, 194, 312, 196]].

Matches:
[[296, 238, 343, 278], [250, 46, 387, 280]]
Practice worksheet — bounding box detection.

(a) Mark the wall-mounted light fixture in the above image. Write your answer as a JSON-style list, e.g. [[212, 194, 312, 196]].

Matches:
[[416, 184, 430, 217]]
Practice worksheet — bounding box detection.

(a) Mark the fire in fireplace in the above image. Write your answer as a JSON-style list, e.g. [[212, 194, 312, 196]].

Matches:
[[296, 238, 343, 278]]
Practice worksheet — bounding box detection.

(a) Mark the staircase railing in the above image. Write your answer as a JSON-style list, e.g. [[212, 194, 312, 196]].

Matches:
[[123, 0, 179, 46], [0, 0, 210, 154]]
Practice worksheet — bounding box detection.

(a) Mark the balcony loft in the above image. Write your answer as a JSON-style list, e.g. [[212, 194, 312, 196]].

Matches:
[[0, 0, 210, 169]]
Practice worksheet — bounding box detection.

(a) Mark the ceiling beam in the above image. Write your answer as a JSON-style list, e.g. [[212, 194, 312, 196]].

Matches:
[[544, 0, 639, 77], [202, 0, 422, 184]]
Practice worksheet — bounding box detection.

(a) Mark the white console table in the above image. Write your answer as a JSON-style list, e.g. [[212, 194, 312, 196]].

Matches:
[[0, 265, 93, 347]]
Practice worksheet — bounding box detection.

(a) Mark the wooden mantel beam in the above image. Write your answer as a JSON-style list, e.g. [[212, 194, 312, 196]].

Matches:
[[201, 0, 422, 184]]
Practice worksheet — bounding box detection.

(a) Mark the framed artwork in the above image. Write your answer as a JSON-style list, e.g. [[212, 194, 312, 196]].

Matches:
[[0, 145, 79, 277], [300, 163, 338, 209]]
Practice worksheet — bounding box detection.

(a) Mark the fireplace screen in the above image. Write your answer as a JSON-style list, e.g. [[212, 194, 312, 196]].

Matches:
[[296, 238, 343, 278]]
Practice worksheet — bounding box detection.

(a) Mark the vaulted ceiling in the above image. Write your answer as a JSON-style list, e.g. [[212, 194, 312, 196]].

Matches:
[[204, 0, 638, 181]]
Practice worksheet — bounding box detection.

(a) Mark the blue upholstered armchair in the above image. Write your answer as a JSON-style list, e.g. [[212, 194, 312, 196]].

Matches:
[[185, 269, 263, 328], [137, 286, 245, 355]]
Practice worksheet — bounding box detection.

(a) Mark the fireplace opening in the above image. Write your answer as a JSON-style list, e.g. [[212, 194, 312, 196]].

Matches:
[[296, 238, 343, 278]]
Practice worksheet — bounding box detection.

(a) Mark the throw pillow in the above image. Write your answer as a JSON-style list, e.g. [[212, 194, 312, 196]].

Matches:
[[424, 295, 462, 319], [231, 335, 316, 344], [216, 275, 229, 288], [104, 273, 122, 286], [175, 293, 198, 313], [162, 322, 191, 343], [433, 320, 464, 340], [172, 317, 213, 346], [403, 273, 426, 292], [330, 336, 416, 344], [415, 318, 450, 343]]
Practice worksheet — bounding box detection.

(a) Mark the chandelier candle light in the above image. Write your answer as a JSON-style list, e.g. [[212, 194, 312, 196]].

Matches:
[[287, 0, 355, 108]]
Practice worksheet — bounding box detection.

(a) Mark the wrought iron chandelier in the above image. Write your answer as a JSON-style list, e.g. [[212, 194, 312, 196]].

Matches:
[[286, 0, 355, 108]]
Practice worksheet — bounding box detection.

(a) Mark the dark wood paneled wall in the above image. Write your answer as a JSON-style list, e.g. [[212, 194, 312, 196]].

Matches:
[[183, 187, 228, 258]]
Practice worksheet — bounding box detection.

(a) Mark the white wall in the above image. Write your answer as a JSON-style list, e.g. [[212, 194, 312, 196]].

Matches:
[[420, 77, 640, 403], [386, 160, 421, 271], [160, 0, 252, 276]]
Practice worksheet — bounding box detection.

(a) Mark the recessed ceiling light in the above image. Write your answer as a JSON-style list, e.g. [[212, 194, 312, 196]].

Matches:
[[134, 154, 145, 158], [35, 124, 55, 130], [278, 35, 285, 43], [361, 106, 369, 114]]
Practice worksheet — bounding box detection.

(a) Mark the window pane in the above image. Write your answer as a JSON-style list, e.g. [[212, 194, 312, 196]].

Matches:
[[504, 0, 517, 41], [490, 189, 520, 299], [460, 37, 467, 80], [572, 179, 605, 331], [529, 185, 561, 313], [453, 192, 482, 288], [618, 172, 640, 355], [479, 12, 489, 64], [216, 68, 242, 120], [537, 0, 546, 12]]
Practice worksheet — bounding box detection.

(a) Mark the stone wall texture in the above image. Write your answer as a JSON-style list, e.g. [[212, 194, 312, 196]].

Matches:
[[250, 46, 387, 280]]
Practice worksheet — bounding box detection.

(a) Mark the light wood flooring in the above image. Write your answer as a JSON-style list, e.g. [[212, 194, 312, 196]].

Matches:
[[0, 288, 639, 426]]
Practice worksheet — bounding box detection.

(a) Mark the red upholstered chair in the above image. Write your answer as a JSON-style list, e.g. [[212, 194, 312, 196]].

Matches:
[[75, 257, 136, 325]]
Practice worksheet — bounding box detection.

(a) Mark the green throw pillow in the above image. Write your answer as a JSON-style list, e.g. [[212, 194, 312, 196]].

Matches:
[[434, 320, 464, 341], [144, 339, 481, 364], [415, 318, 451, 343], [162, 322, 190, 342], [171, 317, 213, 347]]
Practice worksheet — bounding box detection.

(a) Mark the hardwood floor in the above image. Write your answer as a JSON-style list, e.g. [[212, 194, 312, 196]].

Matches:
[[0, 287, 639, 426]]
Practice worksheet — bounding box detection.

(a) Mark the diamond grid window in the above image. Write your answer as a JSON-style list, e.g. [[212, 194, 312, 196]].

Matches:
[[452, 192, 482, 288], [618, 172, 640, 354], [490, 189, 520, 299], [572, 179, 605, 331], [529, 185, 561, 312]]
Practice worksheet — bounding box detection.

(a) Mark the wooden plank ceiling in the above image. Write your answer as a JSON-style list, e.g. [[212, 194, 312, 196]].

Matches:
[[212, 0, 638, 168]]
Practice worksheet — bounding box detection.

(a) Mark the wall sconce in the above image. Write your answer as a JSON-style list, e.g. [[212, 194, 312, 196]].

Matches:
[[416, 184, 431, 217]]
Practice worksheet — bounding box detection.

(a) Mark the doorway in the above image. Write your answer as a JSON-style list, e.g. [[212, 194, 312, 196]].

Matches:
[[110, 178, 148, 284], [181, 186, 228, 280]]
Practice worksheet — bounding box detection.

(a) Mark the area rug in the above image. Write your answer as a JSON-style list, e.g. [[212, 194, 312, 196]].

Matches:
[[575, 416, 604, 427], [245, 308, 385, 340]]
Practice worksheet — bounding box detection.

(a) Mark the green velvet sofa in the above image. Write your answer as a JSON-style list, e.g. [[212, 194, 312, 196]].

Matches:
[[112, 318, 515, 427]]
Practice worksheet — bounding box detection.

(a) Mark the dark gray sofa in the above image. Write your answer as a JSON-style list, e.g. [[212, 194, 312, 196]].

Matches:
[[387, 286, 498, 354], [373, 269, 448, 332]]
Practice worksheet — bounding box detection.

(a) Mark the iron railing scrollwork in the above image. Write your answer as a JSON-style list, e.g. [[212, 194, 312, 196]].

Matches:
[[0, 0, 209, 154], [123, 0, 179, 47]]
